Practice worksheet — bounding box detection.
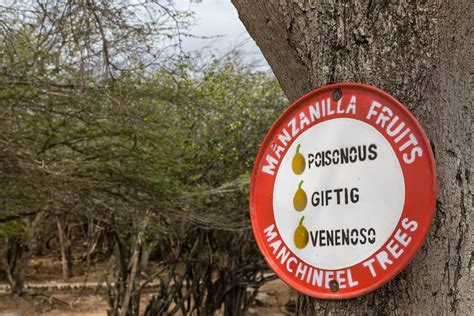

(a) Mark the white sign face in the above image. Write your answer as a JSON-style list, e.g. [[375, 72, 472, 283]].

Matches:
[[273, 118, 405, 270], [251, 84, 437, 299]]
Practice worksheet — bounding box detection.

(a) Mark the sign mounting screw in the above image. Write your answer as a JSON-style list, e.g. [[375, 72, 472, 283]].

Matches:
[[332, 88, 342, 101]]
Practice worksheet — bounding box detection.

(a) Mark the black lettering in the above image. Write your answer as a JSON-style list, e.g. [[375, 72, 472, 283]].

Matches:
[[309, 228, 377, 247], [350, 229, 359, 245], [360, 228, 367, 244], [350, 188, 359, 203], [340, 147, 349, 164], [332, 149, 340, 164], [334, 188, 343, 204], [335, 230, 341, 245], [308, 153, 314, 168], [368, 228, 376, 244], [368, 144, 377, 160], [325, 190, 332, 205], [324, 150, 331, 166], [320, 230, 326, 246], [308, 144, 378, 169], [315, 152, 322, 167], [358, 145, 367, 161], [311, 191, 320, 207], [349, 147, 357, 162], [342, 229, 350, 245], [310, 231, 319, 246], [326, 230, 334, 246]]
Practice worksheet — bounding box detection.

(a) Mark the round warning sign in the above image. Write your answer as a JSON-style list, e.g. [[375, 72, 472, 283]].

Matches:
[[250, 83, 436, 299]]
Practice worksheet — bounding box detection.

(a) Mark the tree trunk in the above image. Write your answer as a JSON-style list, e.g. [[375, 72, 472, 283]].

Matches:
[[56, 215, 73, 280], [3, 236, 26, 295], [118, 216, 149, 316], [3, 212, 44, 295], [232, 0, 472, 314]]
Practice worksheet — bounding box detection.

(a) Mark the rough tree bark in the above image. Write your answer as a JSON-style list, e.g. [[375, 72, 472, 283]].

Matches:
[[232, 0, 472, 314]]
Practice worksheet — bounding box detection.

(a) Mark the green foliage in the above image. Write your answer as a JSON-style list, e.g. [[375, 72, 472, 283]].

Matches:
[[0, 220, 25, 238], [0, 1, 287, 312], [0, 1, 287, 232]]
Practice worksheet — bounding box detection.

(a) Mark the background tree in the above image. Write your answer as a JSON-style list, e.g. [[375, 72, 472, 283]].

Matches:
[[0, 0, 190, 295], [231, 0, 472, 314], [0, 2, 287, 314]]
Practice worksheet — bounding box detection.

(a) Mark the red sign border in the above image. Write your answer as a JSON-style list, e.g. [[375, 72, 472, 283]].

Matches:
[[250, 83, 437, 299]]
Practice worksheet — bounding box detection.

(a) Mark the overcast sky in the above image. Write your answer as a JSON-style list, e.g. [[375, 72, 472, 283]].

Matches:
[[174, 0, 268, 66]]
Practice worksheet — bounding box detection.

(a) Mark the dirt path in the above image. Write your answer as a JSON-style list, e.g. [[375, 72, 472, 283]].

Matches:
[[0, 279, 297, 315], [0, 281, 160, 293]]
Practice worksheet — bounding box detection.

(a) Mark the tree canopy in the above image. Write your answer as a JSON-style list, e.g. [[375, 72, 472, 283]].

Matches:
[[0, 1, 287, 314]]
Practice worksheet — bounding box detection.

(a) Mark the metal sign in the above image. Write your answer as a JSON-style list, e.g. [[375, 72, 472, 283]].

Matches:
[[250, 83, 436, 299]]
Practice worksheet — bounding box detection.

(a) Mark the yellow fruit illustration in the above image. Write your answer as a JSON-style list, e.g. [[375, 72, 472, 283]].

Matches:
[[292, 144, 305, 174], [294, 216, 309, 249], [293, 180, 307, 212]]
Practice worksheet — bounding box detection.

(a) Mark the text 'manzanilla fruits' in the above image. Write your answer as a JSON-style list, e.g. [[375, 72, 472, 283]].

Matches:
[[294, 216, 309, 249], [292, 144, 305, 174], [250, 83, 436, 299], [293, 180, 307, 212]]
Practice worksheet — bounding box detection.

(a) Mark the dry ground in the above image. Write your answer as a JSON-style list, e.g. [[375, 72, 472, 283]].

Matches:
[[0, 280, 297, 315], [0, 255, 297, 315]]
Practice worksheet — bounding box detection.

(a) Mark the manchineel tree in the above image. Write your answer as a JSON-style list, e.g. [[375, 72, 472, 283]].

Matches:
[[231, 1, 472, 314]]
